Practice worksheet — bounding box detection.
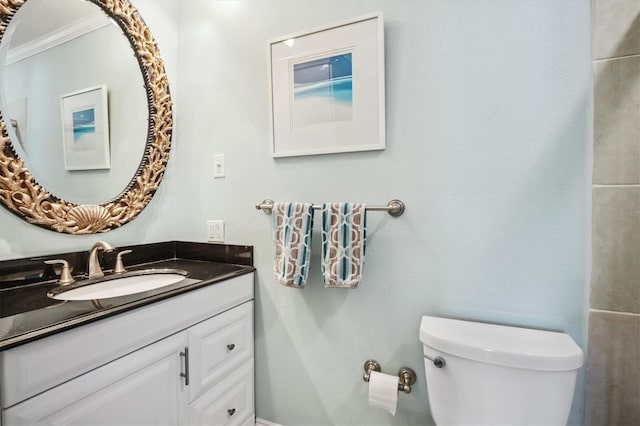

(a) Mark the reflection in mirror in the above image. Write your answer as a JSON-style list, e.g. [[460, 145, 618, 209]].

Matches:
[[1, 0, 147, 205], [0, 0, 173, 234]]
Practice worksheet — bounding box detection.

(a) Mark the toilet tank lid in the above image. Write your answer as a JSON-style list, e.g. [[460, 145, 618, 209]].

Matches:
[[419, 316, 584, 371]]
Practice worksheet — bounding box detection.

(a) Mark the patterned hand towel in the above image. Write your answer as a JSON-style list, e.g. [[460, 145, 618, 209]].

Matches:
[[272, 202, 314, 288], [321, 202, 367, 288]]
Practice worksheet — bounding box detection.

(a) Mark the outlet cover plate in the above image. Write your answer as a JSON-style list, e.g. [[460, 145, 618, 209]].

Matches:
[[207, 220, 224, 242]]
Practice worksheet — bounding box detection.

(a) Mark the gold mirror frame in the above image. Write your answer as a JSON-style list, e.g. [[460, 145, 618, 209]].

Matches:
[[0, 0, 172, 234]]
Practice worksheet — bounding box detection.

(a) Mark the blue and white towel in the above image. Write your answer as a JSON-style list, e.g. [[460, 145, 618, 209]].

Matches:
[[321, 202, 367, 288], [272, 202, 314, 288]]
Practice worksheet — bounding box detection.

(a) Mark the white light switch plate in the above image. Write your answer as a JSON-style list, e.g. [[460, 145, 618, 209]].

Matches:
[[213, 154, 225, 178]]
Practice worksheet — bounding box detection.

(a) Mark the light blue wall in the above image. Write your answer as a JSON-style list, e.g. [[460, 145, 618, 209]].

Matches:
[[0, 0, 179, 259], [174, 1, 591, 424], [0, 0, 592, 424]]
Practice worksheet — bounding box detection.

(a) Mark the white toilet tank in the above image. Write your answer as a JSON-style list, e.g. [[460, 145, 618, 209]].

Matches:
[[419, 316, 583, 426]]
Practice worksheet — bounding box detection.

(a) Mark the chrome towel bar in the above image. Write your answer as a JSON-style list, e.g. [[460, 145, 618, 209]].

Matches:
[[255, 199, 405, 217]]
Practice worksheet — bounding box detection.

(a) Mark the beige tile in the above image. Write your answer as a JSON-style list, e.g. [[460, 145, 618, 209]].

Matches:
[[593, 0, 640, 59], [592, 186, 640, 313], [586, 310, 640, 426], [594, 56, 640, 185]]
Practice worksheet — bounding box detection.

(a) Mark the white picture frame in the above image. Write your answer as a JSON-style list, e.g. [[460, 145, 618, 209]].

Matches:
[[268, 12, 385, 158], [61, 85, 110, 170]]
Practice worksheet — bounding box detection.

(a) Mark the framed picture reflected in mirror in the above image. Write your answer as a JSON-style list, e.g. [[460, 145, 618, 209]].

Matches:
[[61, 85, 110, 170]]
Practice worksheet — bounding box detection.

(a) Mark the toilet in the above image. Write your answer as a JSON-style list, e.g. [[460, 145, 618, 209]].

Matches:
[[419, 316, 583, 425]]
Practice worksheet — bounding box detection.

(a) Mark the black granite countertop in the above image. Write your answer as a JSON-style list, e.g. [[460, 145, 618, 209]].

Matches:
[[0, 241, 254, 350]]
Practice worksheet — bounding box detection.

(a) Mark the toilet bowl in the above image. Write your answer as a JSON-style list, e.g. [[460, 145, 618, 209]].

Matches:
[[419, 316, 583, 426]]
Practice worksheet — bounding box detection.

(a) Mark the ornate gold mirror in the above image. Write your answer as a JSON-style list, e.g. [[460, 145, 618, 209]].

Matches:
[[0, 0, 172, 234]]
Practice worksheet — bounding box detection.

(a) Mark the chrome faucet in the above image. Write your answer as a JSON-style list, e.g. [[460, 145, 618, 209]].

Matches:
[[87, 241, 115, 279]]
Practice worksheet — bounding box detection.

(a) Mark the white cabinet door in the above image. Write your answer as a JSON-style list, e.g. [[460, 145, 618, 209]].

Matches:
[[3, 333, 188, 426], [187, 301, 253, 402], [188, 361, 254, 426]]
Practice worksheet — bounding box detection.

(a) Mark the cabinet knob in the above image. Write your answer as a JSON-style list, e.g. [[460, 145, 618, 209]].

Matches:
[[227, 344, 235, 351], [228, 408, 236, 416]]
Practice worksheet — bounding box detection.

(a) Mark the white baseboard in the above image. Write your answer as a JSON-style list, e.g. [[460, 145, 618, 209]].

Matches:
[[255, 417, 283, 426]]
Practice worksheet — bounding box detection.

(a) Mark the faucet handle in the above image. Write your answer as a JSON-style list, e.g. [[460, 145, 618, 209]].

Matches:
[[44, 259, 75, 286], [114, 250, 133, 273]]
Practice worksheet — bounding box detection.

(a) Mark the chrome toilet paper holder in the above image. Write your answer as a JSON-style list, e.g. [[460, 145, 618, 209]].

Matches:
[[362, 359, 417, 394]]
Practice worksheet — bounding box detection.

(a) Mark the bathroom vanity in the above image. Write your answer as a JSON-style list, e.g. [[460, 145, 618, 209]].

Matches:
[[0, 241, 255, 426]]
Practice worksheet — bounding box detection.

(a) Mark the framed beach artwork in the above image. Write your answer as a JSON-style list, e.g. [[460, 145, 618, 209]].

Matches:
[[269, 13, 385, 157], [61, 85, 110, 170]]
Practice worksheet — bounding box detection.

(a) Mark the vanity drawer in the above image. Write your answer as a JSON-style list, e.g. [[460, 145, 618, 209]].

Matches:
[[187, 300, 253, 402], [188, 360, 254, 426]]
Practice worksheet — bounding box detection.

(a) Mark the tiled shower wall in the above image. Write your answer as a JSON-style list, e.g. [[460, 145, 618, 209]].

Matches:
[[587, 1, 640, 424]]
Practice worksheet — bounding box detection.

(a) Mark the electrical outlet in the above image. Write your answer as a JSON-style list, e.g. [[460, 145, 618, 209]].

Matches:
[[207, 220, 225, 242]]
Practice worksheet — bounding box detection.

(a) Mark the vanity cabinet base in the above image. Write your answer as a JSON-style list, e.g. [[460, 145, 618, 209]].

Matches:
[[1, 274, 255, 426]]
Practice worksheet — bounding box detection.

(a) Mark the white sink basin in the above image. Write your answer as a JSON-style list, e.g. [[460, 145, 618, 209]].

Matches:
[[50, 270, 188, 301]]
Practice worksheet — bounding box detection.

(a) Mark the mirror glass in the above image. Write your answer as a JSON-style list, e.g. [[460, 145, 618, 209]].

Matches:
[[0, 0, 172, 234], [0, 0, 147, 205]]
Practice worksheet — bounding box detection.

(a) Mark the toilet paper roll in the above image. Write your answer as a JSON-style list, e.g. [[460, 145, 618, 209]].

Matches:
[[368, 371, 399, 415]]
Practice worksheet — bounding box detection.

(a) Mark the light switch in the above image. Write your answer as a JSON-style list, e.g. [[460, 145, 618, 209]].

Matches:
[[213, 154, 225, 178]]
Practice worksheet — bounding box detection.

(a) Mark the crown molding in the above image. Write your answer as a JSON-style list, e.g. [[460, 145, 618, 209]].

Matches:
[[6, 12, 111, 65]]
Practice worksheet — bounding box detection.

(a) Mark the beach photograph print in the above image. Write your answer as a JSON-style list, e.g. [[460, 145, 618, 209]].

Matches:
[[61, 85, 110, 170], [71, 107, 97, 152], [292, 52, 353, 128]]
